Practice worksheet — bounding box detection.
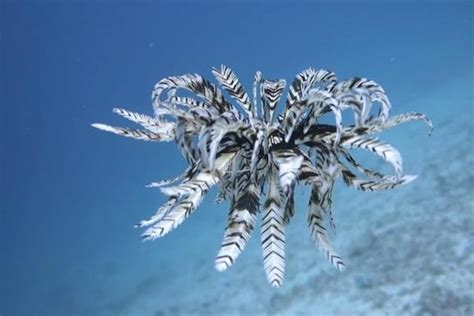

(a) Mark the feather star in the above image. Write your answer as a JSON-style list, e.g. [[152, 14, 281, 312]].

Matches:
[[93, 66, 432, 287]]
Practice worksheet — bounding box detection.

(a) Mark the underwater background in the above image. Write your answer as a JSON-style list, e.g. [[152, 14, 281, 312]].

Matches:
[[1, 1, 473, 315]]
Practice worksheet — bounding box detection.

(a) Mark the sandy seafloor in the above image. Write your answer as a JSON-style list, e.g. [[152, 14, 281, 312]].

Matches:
[[30, 70, 472, 316], [122, 75, 474, 316]]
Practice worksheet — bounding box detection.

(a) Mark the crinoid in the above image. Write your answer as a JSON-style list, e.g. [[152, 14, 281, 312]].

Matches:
[[93, 65, 432, 287]]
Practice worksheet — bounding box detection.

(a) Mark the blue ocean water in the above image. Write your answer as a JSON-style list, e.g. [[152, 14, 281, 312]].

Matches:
[[1, 1, 473, 315]]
